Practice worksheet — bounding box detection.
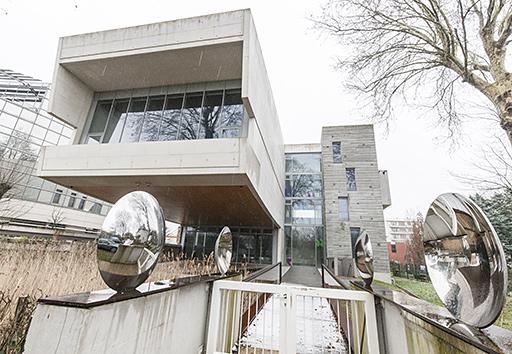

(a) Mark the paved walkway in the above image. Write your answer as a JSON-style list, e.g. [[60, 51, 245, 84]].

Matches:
[[282, 265, 323, 287], [239, 294, 347, 353]]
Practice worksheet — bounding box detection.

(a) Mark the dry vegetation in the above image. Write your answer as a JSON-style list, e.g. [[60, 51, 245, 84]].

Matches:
[[0, 236, 217, 353]]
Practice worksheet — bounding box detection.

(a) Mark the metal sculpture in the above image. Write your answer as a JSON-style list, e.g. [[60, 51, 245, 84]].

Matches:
[[97, 191, 165, 292], [354, 230, 374, 286], [423, 193, 508, 328], [214, 226, 233, 276]]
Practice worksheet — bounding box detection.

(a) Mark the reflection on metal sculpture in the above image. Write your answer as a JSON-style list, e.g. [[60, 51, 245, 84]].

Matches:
[[215, 226, 233, 276], [423, 193, 508, 328], [97, 191, 165, 292], [354, 230, 374, 286]]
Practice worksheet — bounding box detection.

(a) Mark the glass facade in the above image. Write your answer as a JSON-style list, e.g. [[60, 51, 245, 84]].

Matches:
[[85, 84, 244, 144], [0, 70, 110, 217], [183, 226, 273, 264], [285, 152, 325, 266]]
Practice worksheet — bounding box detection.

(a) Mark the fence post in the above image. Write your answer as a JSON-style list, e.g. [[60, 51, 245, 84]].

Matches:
[[363, 293, 380, 354], [206, 281, 222, 354]]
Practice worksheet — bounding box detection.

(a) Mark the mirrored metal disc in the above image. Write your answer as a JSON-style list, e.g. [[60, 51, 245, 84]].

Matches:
[[97, 191, 165, 292], [354, 230, 374, 286], [215, 226, 233, 276], [423, 193, 508, 328]]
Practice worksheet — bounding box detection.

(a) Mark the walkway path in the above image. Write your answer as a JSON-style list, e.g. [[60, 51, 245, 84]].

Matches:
[[281, 265, 323, 287], [238, 266, 347, 353]]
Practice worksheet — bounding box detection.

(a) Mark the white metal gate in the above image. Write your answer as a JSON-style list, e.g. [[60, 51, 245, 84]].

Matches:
[[206, 280, 380, 354]]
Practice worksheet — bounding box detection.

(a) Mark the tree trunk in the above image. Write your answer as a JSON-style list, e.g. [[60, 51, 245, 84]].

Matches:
[[493, 89, 512, 147]]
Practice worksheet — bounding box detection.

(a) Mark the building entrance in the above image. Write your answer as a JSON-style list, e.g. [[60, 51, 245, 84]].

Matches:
[[288, 226, 324, 266]]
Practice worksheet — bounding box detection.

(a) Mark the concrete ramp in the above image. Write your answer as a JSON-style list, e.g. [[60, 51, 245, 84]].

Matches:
[[282, 265, 323, 287]]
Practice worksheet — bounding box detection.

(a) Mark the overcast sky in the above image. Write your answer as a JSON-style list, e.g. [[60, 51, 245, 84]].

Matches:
[[0, 0, 507, 219]]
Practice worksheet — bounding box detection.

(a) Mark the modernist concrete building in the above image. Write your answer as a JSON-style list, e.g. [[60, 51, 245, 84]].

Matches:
[[0, 69, 110, 237], [37, 10, 391, 279]]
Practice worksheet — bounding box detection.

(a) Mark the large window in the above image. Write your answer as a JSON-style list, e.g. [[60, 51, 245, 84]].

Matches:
[[86, 86, 244, 144], [346, 167, 357, 191], [284, 152, 324, 266], [184, 226, 273, 264]]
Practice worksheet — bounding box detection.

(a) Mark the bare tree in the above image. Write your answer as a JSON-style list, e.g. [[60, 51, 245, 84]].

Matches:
[[405, 213, 426, 267], [48, 208, 65, 238], [455, 135, 512, 192], [316, 0, 512, 142], [0, 131, 35, 200], [0, 131, 36, 219]]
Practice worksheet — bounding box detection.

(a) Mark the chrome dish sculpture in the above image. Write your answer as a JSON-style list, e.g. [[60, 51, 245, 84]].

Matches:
[[423, 193, 508, 328], [354, 230, 374, 286], [97, 191, 165, 292], [215, 226, 233, 276]]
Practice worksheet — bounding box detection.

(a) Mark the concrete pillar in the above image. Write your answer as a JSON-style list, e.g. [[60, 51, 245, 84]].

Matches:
[[274, 227, 284, 263]]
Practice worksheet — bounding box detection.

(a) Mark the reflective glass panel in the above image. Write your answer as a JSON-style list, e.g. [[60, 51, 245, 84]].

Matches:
[[31, 125, 47, 140], [291, 227, 320, 266], [159, 94, 183, 141], [35, 115, 51, 128], [120, 97, 146, 143], [0, 111, 17, 128], [292, 175, 322, 198], [140, 96, 164, 142], [20, 108, 36, 122], [290, 154, 321, 173], [89, 100, 112, 135], [285, 177, 292, 197], [49, 120, 63, 134], [346, 168, 357, 191], [199, 91, 223, 139], [291, 199, 323, 225], [219, 89, 243, 137], [179, 92, 203, 140], [14, 119, 33, 134], [103, 100, 129, 143], [333, 142, 342, 163]]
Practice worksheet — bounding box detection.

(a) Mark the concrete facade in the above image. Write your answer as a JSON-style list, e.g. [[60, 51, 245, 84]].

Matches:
[[321, 125, 390, 280], [38, 10, 285, 261]]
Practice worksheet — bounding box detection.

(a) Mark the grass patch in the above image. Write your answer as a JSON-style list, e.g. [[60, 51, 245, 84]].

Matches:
[[393, 276, 512, 331], [393, 277, 443, 307]]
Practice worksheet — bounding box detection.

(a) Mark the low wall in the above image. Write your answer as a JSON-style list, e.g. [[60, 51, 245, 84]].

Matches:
[[24, 281, 211, 354], [376, 293, 508, 354]]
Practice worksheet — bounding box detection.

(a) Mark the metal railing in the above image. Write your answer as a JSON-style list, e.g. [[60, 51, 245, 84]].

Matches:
[[206, 279, 380, 354], [243, 261, 282, 284]]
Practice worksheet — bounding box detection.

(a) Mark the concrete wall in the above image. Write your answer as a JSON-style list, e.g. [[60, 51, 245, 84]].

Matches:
[[39, 138, 242, 177], [25, 281, 210, 354], [379, 170, 391, 208], [321, 125, 390, 279], [241, 11, 285, 226]]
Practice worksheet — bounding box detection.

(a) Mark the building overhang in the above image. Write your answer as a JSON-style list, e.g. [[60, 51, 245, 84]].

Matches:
[[61, 40, 243, 92], [37, 139, 279, 228]]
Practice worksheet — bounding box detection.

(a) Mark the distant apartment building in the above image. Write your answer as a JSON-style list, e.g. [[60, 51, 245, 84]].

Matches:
[[36, 10, 392, 279], [386, 219, 414, 265], [0, 69, 110, 237]]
